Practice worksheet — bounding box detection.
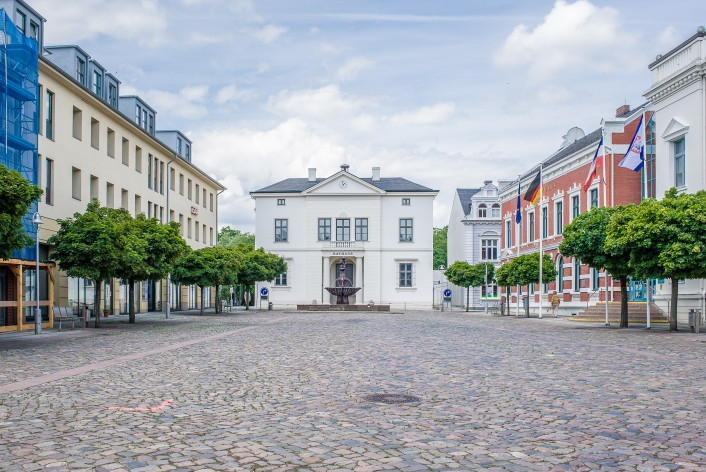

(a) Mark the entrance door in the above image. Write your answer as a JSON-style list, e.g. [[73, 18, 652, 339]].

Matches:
[[148, 281, 156, 312], [334, 260, 354, 287]]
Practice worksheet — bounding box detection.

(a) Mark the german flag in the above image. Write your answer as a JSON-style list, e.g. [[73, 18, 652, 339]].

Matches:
[[523, 171, 541, 206]]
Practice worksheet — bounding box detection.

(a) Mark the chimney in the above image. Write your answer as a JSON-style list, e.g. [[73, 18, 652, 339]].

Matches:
[[616, 104, 630, 117], [484, 180, 492, 186], [308, 168, 316, 182], [372, 167, 380, 181]]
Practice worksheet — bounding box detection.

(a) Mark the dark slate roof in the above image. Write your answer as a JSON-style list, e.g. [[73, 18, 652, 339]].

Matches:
[[456, 188, 481, 216], [251, 176, 437, 194]]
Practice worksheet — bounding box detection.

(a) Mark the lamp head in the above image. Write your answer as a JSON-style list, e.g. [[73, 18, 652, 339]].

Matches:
[[32, 212, 43, 226]]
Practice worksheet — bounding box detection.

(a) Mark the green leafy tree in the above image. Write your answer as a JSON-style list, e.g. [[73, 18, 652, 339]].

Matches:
[[0, 164, 43, 259], [474, 262, 495, 296], [116, 215, 189, 324], [218, 226, 255, 248], [495, 261, 517, 310], [234, 245, 286, 310], [607, 189, 706, 330], [48, 201, 137, 328], [444, 261, 474, 311], [172, 246, 241, 315], [512, 253, 558, 317], [560, 206, 633, 327], [433, 226, 448, 269]]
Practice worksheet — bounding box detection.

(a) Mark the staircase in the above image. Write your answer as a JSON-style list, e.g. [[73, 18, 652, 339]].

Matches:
[[571, 302, 669, 323]]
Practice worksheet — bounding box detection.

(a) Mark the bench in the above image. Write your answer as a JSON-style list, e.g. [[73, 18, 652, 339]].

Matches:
[[54, 306, 82, 331]]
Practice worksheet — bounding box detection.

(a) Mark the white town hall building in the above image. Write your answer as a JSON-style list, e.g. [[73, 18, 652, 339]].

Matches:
[[251, 165, 438, 309]]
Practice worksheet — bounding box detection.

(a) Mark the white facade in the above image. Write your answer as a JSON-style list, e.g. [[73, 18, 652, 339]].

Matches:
[[644, 27, 706, 321], [446, 182, 501, 307], [251, 167, 438, 309]]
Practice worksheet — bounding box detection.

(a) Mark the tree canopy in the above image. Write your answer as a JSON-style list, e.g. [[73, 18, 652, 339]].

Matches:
[[233, 245, 286, 309], [218, 226, 255, 248], [0, 164, 43, 259], [48, 200, 137, 327], [433, 226, 448, 269], [560, 206, 632, 327], [511, 253, 557, 287], [444, 261, 495, 311]]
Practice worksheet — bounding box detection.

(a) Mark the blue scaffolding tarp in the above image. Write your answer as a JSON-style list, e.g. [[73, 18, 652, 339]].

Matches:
[[0, 8, 39, 261]]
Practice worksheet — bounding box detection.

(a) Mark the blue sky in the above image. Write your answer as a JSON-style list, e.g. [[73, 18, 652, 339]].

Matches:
[[32, 0, 706, 231]]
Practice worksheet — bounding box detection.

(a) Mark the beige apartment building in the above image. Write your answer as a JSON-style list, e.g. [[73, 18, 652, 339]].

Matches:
[[36, 55, 224, 318]]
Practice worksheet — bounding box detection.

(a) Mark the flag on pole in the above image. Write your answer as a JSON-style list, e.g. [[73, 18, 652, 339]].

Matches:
[[523, 171, 542, 205], [583, 136, 604, 191], [618, 115, 645, 172], [515, 181, 522, 223]]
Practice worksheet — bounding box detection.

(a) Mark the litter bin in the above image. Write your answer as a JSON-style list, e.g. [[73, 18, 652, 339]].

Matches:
[[268, 302, 273, 311]]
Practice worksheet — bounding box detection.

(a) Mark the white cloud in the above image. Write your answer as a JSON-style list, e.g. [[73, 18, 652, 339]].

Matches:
[[493, 0, 640, 81], [252, 24, 288, 43], [334, 57, 375, 82], [267, 84, 371, 119], [32, 0, 167, 46], [215, 85, 257, 104], [125, 86, 210, 121], [389, 102, 457, 126]]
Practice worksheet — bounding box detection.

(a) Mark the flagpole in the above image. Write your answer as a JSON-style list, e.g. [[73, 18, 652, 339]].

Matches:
[[602, 126, 610, 326], [538, 164, 543, 319], [516, 175, 521, 317], [643, 109, 651, 330]]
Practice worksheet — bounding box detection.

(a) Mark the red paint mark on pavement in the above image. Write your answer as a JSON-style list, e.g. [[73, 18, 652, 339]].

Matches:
[[107, 398, 174, 412]]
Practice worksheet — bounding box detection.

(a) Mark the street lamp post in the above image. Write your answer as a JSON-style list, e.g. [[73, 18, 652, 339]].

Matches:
[[32, 212, 43, 335]]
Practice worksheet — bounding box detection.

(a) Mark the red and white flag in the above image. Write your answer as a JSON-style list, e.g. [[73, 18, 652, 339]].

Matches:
[[583, 136, 604, 192]]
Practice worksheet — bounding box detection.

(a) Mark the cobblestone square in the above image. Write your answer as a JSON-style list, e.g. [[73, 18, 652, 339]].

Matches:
[[1, 311, 705, 471]]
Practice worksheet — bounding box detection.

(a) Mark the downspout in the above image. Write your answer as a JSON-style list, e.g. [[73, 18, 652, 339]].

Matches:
[[165, 153, 178, 319]]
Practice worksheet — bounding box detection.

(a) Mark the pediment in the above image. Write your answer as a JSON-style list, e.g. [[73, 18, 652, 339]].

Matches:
[[662, 118, 689, 141], [303, 170, 385, 195]]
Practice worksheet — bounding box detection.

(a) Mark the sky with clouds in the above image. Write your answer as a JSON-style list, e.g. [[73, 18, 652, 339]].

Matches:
[[31, 0, 706, 231]]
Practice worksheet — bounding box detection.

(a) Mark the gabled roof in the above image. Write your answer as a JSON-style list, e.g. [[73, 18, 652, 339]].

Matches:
[[251, 176, 437, 194], [456, 188, 480, 216]]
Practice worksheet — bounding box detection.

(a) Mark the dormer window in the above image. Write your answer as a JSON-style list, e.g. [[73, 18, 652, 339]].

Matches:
[[185, 144, 190, 161], [491, 203, 500, 218], [135, 105, 141, 125], [16, 10, 26, 35], [148, 115, 154, 135], [77, 58, 86, 85], [29, 21, 38, 41], [93, 71, 102, 96], [478, 203, 487, 218], [108, 84, 117, 108], [177, 137, 183, 156]]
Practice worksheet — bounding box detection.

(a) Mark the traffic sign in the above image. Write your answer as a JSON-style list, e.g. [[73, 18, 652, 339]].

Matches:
[[260, 287, 269, 297], [443, 289, 451, 297]]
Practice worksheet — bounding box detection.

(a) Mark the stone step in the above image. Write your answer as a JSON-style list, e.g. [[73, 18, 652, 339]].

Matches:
[[571, 302, 669, 323]]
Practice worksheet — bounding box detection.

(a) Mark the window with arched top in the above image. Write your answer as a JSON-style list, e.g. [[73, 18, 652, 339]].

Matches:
[[491, 203, 500, 218], [478, 203, 487, 218]]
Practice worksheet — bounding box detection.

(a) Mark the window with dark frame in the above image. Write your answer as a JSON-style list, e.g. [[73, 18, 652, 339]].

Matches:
[[45, 159, 53, 205], [147, 154, 153, 189], [556, 201, 563, 235], [336, 219, 350, 241], [355, 218, 368, 241], [45, 90, 54, 140], [274, 219, 288, 242], [572, 195, 579, 219], [399, 218, 413, 242], [542, 206, 548, 238], [557, 256, 564, 292], [318, 218, 331, 241], [77, 57, 86, 85], [529, 212, 535, 241], [402, 198, 410, 205], [506, 220, 511, 247], [574, 258, 581, 291], [491, 203, 500, 218], [399, 263, 413, 287], [478, 203, 487, 218], [274, 270, 287, 286], [16, 10, 26, 35], [277, 198, 285, 206], [675, 138, 685, 187], [481, 239, 497, 260], [590, 189, 598, 208]]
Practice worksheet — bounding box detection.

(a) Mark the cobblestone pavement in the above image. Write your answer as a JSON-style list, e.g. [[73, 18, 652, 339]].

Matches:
[[1, 310, 705, 471]]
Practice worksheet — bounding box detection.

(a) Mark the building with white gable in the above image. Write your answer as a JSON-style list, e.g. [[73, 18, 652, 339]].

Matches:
[[250, 165, 438, 309], [446, 181, 502, 308]]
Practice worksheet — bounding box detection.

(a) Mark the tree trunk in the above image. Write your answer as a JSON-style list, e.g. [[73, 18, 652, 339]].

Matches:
[[215, 284, 220, 314], [670, 277, 678, 331], [94, 279, 102, 328], [200, 285, 205, 315], [466, 286, 469, 312], [619, 276, 628, 328], [128, 278, 136, 324], [245, 285, 250, 310]]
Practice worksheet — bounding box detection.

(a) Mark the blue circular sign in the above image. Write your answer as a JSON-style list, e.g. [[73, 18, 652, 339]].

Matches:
[[443, 289, 452, 297], [260, 287, 269, 296]]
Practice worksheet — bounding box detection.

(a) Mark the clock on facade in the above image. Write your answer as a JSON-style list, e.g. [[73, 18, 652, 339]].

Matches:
[[338, 180, 349, 189]]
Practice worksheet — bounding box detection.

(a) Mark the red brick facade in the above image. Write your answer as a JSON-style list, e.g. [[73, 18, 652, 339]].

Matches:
[[499, 111, 650, 309]]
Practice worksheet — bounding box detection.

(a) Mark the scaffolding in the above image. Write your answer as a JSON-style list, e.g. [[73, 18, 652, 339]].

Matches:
[[0, 7, 39, 261]]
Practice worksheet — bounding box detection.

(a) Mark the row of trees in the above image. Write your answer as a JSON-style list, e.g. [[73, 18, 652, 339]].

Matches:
[[495, 253, 557, 317], [444, 261, 496, 311], [560, 188, 706, 330], [49, 201, 285, 327]]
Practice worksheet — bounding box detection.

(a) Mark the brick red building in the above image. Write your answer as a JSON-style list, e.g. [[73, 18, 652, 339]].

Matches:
[[498, 106, 651, 316]]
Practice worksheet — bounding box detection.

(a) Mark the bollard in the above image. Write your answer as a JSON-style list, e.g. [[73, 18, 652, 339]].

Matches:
[[696, 308, 701, 334]]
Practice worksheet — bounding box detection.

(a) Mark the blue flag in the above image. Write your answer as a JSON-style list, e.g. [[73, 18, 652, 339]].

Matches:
[[515, 180, 522, 224]]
